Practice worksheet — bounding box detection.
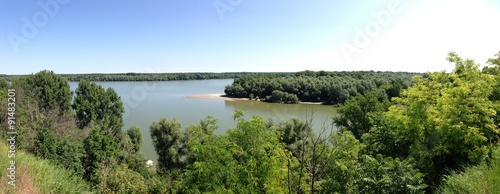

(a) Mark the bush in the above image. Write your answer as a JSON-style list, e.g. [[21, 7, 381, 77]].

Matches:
[[267, 90, 299, 104]]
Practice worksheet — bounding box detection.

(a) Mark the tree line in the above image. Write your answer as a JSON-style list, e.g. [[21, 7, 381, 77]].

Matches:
[[1, 72, 295, 82], [0, 51, 499, 193], [224, 70, 418, 104]]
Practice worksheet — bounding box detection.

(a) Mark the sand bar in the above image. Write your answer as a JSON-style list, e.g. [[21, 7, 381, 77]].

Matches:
[[185, 94, 249, 101]]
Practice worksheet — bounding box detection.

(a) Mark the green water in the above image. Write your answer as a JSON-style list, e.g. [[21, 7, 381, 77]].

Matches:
[[69, 79, 338, 162]]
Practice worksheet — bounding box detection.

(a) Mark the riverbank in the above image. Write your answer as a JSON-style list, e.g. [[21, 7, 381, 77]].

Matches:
[[186, 94, 323, 105], [185, 94, 249, 101]]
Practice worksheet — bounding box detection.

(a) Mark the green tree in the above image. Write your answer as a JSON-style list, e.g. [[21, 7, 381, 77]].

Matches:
[[83, 127, 120, 183], [179, 112, 306, 193], [355, 155, 426, 194], [23, 70, 73, 112], [121, 126, 148, 174], [73, 80, 125, 135], [319, 131, 361, 193], [73, 80, 104, 128], [125, 126, 143, 154], [334, 91, 390, 139], [0, 77, 8, 89], [385, 52, 499, 187], [150, 117, 186, 175], [278, 118, 313, 158]]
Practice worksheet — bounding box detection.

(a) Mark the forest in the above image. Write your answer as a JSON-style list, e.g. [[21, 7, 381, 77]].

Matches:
[[224, 71, 418, 104], [1, 51, 500, 193], [1, 72, 295, 82]]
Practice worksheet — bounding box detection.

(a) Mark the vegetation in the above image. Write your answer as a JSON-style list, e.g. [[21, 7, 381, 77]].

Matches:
[[438, 146, 500, 194], [224, 71, 416, 104], [1, 51, 500, 193], [0, 143, 90, 193], [1, 72, 295, 82]]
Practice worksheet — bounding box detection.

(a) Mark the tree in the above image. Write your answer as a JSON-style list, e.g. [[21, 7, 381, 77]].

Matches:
[[278, 118, 312, 158], [483, 51, 500, 143], [385, 52, 499, 187], [83, 127, 120, 183], [0, 77, 8, 89], [179, 112, 306, 193], [73, 80, 104, 128], [23, 70, 73, 112], [121, 126, 148, 174], [125, 126, 143, 154], [150, 117, 186, 175], [73, 80, 125, 135], [334, 91, 390, 139], [355, 155, 426, 194]]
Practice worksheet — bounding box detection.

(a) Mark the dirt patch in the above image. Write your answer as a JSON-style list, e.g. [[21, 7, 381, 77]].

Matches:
[[16, 165, 39, 194]]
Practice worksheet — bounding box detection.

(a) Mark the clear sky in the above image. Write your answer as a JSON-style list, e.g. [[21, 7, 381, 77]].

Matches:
[[1, 0, 500, 74]]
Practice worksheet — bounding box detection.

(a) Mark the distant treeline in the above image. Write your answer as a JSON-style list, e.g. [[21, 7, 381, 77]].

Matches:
[[1, 72, 295, 82], [225, 70, 420, 104]]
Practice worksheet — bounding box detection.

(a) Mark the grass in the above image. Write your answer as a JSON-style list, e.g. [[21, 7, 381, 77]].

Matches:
[[438, 146, 500, 194], [0, 143, 90, 193]]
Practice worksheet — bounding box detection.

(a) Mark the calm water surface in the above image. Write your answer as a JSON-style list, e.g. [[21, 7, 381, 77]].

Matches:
[[70, 79, 337, 162]]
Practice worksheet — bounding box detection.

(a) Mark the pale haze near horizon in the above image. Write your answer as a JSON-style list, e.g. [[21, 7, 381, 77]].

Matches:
[[1, 0, 499, 74]]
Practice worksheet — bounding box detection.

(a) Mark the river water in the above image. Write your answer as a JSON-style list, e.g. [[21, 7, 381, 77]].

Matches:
[[69, 79, 338, 161]]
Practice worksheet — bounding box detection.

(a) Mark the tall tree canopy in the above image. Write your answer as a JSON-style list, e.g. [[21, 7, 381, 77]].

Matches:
[[17, 70, 73, 112], [385, 52, 500, 186], [73, 80, 125, 135]]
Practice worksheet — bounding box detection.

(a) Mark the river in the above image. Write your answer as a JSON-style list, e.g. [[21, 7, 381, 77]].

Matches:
[[69, 79, 338, 162]]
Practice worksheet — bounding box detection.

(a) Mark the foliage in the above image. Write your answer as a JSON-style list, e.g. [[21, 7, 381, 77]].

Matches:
[[83, 127, 121, 183], [73, 80, 125, 136], [126, 126, 143, 153], [0, 143, 90, 193], [0, 77, 8, 89], [2, 72, 295, 82], [34, 128, 85, 177], [97, 164, 149, 194], [4, 57, 500, 193], [355, 155, 426, 194], [177, 111, 307, 193], [225, 71, 416, 104], [19, 70, 73, 112], [266, 90, 300, 104], [438, 146, 500, 194], [319, 131, 362, 193], [318, 131, 426, 193], [149, 117, 189, 176], [278, 118, 313, 158], [121, 126, 149, 174], [334, 91, 390, 139], [385, 52, 500, 187], [361, 116, 411, 158]]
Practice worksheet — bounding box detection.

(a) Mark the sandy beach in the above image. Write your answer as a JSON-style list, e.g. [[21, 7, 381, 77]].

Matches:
[[185, 94, 249, 101]]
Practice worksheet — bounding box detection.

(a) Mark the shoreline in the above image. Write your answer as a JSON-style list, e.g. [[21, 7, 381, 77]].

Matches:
[[185, 94, 249, 101], [186, 94, 324, 105]]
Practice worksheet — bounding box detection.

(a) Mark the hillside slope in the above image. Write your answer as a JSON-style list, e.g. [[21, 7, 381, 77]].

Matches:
[[0, 143, 90, 193]]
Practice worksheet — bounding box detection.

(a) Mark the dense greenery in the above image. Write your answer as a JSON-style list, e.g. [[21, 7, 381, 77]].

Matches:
[[1, 51, 500, 193], [438, 146, 500, 194], [224, 71, 416, 104], [1, 72, 295, 82]]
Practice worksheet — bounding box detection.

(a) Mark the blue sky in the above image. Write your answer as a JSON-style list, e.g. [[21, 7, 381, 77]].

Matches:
[[1, 0, 500, 74]]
